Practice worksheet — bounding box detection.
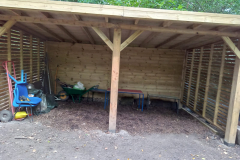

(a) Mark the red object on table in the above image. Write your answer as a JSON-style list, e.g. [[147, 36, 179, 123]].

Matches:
[[107, 88, 143, 94]]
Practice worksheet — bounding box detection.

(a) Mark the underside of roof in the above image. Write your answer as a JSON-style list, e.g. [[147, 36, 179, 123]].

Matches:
[[0, 0, 240, 50]]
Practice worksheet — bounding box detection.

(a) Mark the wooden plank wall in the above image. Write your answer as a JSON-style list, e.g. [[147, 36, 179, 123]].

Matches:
[[0, 26, 45, 111], [47, 42, 185, 98], [182, 40, 238, 130]]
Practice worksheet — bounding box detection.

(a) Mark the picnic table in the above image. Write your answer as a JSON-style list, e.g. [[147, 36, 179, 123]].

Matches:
[[104, 88, 144, 111]]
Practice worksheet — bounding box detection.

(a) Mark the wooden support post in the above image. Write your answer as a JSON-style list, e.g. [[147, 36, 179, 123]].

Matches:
[[20, 30, 23, 71], [193, 47, 203, 111], [0, 20, 16, 37], [109, 28, 121, 133], [202, 44, 214, 117], [224, 40, 240, 146], [180, 52, 188, 102], [7, 30, 11, 108], [30, 35, 33, 83], [37, 38, 40, 81], [213, 43, 226, 125], [186, 49, 195, 106]]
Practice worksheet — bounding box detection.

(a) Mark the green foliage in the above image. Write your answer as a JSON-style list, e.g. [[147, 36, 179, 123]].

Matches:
[[55, 0, 240, 15]]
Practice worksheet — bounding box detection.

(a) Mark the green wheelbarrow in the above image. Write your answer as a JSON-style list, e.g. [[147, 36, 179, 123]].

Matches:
[[58, 85, 99, 103]]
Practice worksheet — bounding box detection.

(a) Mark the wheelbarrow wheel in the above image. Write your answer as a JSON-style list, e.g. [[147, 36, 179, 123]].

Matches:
[[0, 110, 13, 122], [58, 90, 69, 101]]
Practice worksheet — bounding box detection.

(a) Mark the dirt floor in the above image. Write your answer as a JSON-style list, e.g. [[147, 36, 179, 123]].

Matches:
[[0, 101, 240, 160]]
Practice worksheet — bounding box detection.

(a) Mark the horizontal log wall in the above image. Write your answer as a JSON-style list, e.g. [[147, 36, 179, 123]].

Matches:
[[182, 40, 238, 130], [47, 42, 185, 98], [0, 26, 45, 111]]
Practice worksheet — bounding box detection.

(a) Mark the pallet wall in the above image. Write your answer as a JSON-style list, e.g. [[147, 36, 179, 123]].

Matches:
[[47, 42, 185, 99], [182, 40, 238, 130], [0, 27, 45, 111]]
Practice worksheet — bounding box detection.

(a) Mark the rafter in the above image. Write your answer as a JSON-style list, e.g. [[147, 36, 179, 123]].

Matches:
[[156, 24, 201, 49], [105, 17, 111, 40], [7, 10, 62, 41], [9, 9, 22, 16], [156, 24, 203, 49], [169, 35, 204, 49], [139, 33, 158, 47], [139, 21, 173, 47], [134, 19, 139, 25], [188, 24, 202, 30], [15, 23, 48, 40], [175, 26, 231, 49], [156, 34, 181, 48], [73, 14, 95, 44], [34, 23, 63, 41], [41, 12, 78, 43], [162, 21, 173, 28]]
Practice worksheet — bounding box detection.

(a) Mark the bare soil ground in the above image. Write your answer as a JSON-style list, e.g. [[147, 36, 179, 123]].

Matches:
[[0, 101, 240, 160], [36, 101, 209, 136]]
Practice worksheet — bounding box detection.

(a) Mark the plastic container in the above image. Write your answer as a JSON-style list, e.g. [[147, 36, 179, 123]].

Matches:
[[15, 111, 28, 119]]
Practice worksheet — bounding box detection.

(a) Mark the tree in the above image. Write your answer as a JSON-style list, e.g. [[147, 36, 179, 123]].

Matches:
[[55, 0, 240, 15]]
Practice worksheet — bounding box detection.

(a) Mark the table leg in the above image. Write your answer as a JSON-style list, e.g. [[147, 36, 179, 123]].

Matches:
[[138, 94, 140, 109], [106, 92, 109, 108], [177, 99, 179, 114], [142, 94, 144, 112], [87, 92, 89, 102], [92, 91, 94, 102], [104, 91, 107, 110], [147, 94, 149, 109]]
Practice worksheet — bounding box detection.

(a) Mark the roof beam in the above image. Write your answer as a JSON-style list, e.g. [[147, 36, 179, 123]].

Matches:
[[2, 0, 240, 26], [73, 14, 95, 44], [41, 12, 78, 43], [92, 27, 113, 51], [222, 36, 240, 59], [121, 30, 143, 51], [0, 20, 16, 37], [0, 15, 239, 37]]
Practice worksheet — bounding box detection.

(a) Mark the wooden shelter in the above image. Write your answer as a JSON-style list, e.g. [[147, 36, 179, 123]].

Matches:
[[0, 0, 240, 146]]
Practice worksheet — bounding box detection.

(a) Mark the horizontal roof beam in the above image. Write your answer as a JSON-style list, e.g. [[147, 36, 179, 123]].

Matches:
[[1, 0, 240, 26], [0, 15, 239, 38]]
